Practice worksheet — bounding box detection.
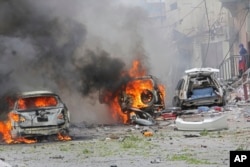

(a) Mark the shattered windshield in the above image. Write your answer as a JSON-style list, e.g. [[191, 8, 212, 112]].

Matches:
[[17, 96, 58, 110]]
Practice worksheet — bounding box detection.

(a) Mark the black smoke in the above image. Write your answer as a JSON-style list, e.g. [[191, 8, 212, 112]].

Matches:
[[77, 49, 129, 95], [0, 0, 87, 94], [0, 0, 151, 123]]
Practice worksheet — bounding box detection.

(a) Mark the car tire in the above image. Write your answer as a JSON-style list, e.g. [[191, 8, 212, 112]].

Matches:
[[140, 89, 155, 106]]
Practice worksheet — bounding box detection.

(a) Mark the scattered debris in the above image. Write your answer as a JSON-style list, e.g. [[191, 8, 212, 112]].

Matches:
[[150, 157, 161, 164], [141, 129, 154, 137], [175, 111, 228, 131], [110, 165, 117, 167], [49, 155, 64, 159], [201, 145, 207, 148], [143, 131, 153, 137], [129, 108, 156, 126], [109, 134, 120, 140], [183, 134, 201, 138], [160, 107, 181, 120]]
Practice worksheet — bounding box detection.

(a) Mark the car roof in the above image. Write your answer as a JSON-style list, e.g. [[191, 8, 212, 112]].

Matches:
[[185, 68, 219, 76], [17, 90, 57, 97]]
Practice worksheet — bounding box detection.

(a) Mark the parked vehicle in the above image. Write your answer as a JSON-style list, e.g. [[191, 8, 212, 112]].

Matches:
[[3, 90, 70, 139], [172, 68, 226, 109]]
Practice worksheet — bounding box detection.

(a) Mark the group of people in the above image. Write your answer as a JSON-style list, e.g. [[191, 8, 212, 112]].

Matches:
[[238, 43, 249, 78]]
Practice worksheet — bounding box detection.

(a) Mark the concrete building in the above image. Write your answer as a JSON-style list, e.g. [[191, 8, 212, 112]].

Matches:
[[220, 0, 249, 52], [219, 0, 250, 100], [144, 0, 231, 102], [166, 0, 230, 69], [145, 0, 250, 81]]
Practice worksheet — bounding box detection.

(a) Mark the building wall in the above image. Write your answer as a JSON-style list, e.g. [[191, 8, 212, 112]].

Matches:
[[166, 0, 230, 69], [233, 2, 248, 54]]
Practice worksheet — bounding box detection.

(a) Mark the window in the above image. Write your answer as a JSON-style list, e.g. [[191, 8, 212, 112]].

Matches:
[[17, 96, 58, 110]]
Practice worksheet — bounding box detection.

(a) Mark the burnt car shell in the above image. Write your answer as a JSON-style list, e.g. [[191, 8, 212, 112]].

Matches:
[[172, 68, 226, 109], [99, 75, 165, 124], [7, 90, 70, 138], [118, 75, 165, 117]]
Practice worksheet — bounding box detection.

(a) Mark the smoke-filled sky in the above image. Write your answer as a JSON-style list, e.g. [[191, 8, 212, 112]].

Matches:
[[0, 0, 181, 123]]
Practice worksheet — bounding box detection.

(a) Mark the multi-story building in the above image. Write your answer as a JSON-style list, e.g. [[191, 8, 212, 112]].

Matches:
[[145, 0, 250, 100], [144, 0, 231, 102]]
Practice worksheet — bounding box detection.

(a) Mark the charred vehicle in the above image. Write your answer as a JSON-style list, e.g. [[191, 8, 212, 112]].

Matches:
[[3, 90, 70, 139], [118, 75, 165, 115], [172, 68, 226, 109], [100, 75, 165, 125]]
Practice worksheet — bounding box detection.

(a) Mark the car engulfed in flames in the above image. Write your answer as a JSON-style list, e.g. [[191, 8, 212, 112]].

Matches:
[[118, 75, 165, 115], [99, 60, 166, 125], [0, 90, 71, 144]]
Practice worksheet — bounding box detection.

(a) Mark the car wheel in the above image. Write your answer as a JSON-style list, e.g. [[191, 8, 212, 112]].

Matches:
[[172, 96, 181, 107], [140, 89, 155, 106]]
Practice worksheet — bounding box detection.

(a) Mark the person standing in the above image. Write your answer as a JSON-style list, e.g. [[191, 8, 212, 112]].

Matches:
[[238, 43, 248, 77]]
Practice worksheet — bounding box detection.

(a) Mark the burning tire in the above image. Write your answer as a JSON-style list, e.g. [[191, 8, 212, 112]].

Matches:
[[140, 89, 155, 106]]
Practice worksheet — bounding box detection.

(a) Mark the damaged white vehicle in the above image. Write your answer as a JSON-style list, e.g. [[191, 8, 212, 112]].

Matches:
[[7, 90, 70, 139], [172, 68, 226, 109]]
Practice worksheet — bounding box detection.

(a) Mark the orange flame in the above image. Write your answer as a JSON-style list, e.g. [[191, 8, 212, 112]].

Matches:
[[0, 96, 69, 144], [105, 59, 166, 123], [110, 96, 128, 123], [158, 84, 166, 98], [57, 133, 72, 141], [128, 60, 147, 77], [17, 96, 57, 110], [0, 112, 37, 144], [125, 79, 153, 108]]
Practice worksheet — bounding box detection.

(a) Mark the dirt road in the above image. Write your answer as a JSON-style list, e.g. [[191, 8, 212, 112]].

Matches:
[[1, 106, 249, 167]]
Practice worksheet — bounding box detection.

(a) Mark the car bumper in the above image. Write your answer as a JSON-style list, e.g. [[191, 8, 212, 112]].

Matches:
[[182, 96, 223, 107], [11, 124, 69, 138]]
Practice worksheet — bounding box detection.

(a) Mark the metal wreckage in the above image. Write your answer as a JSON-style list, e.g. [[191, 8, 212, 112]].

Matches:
[[99, 75, 166, 126], [0, 90, 71, 144], [99, 67, 229, 129]]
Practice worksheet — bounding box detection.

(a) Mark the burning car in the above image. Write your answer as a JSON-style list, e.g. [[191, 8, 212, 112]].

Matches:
[[0, 90, 70, 143], [118, 75, 165, 115], [100, 75, 165, 125], [172, 68, 226, 109]]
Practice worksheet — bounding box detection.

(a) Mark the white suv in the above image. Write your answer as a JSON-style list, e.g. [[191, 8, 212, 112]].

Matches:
[[172, 68, 226, 109]]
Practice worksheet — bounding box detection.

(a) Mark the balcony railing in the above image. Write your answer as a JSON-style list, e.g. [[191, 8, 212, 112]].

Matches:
[[217, 55, 243, 83]]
